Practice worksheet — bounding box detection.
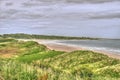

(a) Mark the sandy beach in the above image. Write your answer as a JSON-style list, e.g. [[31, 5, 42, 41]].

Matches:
[[18, 39, 120, 59], [38, 40, 120, 59]]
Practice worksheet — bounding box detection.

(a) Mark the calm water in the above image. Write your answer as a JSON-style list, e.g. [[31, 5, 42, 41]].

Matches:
[[0, 0, 120, 39], [57, 40, 120, 54]]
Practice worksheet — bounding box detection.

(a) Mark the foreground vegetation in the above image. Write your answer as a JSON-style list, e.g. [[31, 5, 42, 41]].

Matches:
[[0, 38, 120, 80], [0, 33, 98, 40]]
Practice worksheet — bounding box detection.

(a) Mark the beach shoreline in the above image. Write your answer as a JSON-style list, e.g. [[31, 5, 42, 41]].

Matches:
[[18, 39, 120, 59]]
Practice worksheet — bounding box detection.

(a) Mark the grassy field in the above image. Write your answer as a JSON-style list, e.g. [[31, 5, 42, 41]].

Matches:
[[0, 38, 120, 80]]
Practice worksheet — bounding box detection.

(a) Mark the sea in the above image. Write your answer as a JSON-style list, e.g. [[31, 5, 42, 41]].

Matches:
[[57, 39, 120, 55]]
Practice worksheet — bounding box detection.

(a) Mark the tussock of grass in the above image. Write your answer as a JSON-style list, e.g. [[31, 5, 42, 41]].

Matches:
[[0, 60, 38, 80]]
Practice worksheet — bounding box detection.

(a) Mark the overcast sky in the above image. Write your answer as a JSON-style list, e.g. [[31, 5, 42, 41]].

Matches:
[[0, 0, 120, 39]]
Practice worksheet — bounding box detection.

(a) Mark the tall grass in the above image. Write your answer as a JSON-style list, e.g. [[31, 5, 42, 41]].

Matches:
[[0, 60, 38, 80]]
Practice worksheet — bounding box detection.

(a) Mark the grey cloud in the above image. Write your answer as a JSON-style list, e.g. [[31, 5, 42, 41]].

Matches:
[[0, 0, 120, 38], [30, 0, 120, 3], [65, 0, 120, 3], [1, 0, 120, 19], [91, 13, 120, 19]]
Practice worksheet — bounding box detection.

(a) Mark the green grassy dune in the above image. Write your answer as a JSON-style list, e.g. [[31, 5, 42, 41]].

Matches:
[[0, 38, 120, 80]]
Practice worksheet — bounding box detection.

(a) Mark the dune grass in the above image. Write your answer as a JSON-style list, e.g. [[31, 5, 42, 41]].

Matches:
[[0, 38, 120, 80]]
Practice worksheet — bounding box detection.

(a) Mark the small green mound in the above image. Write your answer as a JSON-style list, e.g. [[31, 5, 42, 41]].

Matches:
[[17, 50, 64, 63]]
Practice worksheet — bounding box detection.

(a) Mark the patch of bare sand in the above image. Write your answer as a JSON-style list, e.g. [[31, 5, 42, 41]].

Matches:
[[0, 48, 18, 58]]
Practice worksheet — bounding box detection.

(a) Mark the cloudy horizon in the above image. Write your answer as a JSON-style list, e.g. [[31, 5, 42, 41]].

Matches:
[[0, 0, 120, 39]]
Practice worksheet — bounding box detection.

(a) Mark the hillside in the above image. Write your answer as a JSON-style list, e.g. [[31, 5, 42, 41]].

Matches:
[[0, 38, 120, 80]]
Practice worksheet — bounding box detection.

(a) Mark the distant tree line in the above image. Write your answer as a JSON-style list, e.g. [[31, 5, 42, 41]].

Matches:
[[0, 33, 99, 40]]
